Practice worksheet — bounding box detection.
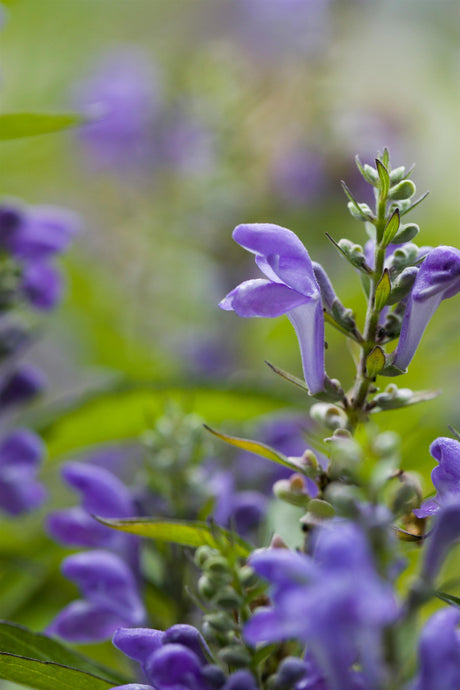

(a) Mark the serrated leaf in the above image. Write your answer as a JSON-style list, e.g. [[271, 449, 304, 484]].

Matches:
[[0, 113, 84, 140], [0, 653, 114, 690], [0, 622, 126, 686], [366, 346, 386, 378], [204, 425, 303, 472], [96, 517, 251, 558], [374, 269, 391, 312], [376, 159, 390, 199], [382, 210, 400, 246]]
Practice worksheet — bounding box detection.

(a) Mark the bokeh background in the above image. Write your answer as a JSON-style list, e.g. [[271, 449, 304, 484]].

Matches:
[[0, 0, 459, 680]]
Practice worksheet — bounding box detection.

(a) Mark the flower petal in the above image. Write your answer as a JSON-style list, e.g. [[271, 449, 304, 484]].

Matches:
[[287, 300, 325, 395], [233, 223, 316, 294], [219, 279, 308, 318]]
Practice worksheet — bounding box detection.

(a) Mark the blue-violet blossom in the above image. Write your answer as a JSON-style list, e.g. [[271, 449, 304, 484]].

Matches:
[[219, 223, 326, 395]]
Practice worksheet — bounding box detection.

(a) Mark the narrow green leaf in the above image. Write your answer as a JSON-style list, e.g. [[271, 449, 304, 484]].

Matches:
[[0, 113, 84, 140], [376, 159, 390, 199], [366, 346, 386, 378], [392, 526, 424, 542], [0, 622, 126, 686], [265, 360, 309, 392], [436, 591, 460, 609], [374, 269, 391, 312], [204, 425, 303, 472], [95, 517, 251, 558], [0, 653, 113, 690], [382, 147, 390, 168], [382, 210, 400, 246], [355, 156, 378, 185], [398, 191, 430, 217], [341, 181, 373, 221]]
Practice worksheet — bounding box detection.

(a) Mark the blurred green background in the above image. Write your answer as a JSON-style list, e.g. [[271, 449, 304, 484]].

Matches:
[[0, 0, 458, 680]]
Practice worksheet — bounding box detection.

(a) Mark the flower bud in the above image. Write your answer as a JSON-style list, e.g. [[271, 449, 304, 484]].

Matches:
[[310, 402, 348, 430], [300, 498, 335, 527], [347, 201, 372, 221], [391, 472, 423, 516], [387, 266, 419, 305], [218, 644, 251, 667], [205, 612, 237, 634], [212, 587, 243, 610], [389, 166, 407, 183], [238, 564, 258, 587], [388, 179, 416, 200], [194, 545, 216, 568], [198, 575, 218, 600], [273, 478, 310, 508], [392, 222, 420, 245]]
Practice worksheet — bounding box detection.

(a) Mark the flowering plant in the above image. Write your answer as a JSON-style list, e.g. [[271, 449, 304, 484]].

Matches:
[[0, 149, 460, 690]]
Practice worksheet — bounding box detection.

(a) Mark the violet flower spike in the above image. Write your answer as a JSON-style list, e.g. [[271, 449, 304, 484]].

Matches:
[[392, 246, 460, 370], [219, 223, 326, 395]]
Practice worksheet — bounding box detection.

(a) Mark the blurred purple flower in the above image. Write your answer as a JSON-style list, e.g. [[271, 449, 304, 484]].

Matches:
[[0, 429, 46, 515], [74, 48, 160, 171], [271, 146, 327, 206], [414, 437, 460, 518], [245, 522, 398, 690], [220, 223, 326, 395], [0, 200, 79, 311], [421, 503, 460, 584], [410, 608, 460, 690], [230, 0, 331, 62], [47, 550, 145, 643], [393, 246, 460, 370], [0, 365, 46, 408], [210, 469, 268, 536], [47, 460, 138, 567]]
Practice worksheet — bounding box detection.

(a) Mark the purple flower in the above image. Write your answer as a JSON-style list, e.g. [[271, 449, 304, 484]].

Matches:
[[271, 146, 327, 207], [0, 365, 46, 408], [47, 461, 138, 566], [392, 246, 460, 370], [414, 438, 460, 518], [219, 223, 326, 395], [47, 550, 145, 642], [222, 670, 258, 690], [410, 609, 460, 690], [112, 625, 212, 690], [245, 523, 398, 690], [421, 503, 460, 584], [0, 429, 46, 515], [210, 470, 268, 536], [74, 48, 160, 171], [0, 200, 79, 311]]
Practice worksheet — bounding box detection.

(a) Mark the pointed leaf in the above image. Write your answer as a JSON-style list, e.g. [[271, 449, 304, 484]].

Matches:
[[382, 210, 400, 246], [366, 346, 386, 378], [0, 653, 114, 690], [204, 425, 303, 472], [436, 591, 460, 609], [265, 360, 309, 392], [374, 269, 391, 312], [398, 191, 429, 217], [0, 622, 126, 686], [95, 517, 251, 558], [0, 113, 84, 140], [376, 159, 390, 199], [382, 147, 390, 168]]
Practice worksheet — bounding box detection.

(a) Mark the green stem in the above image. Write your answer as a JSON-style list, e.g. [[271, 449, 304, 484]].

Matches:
[[348, 197, 388, 429]]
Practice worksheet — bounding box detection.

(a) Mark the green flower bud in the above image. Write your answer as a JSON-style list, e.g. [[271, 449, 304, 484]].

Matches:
[[205, 612, 237, 633], [218, 645, 251, 667], [389, 243, 419, 271], [301, 498, 335, 527], [392, 222, 420, 245], [388, 179, 416, 201], [372, 431, 401, 457], [198, 575, 218, 600], [194, 545, 216, 568], [391, 472, 423, 516], [363, 163, 379, 184], [273, 478, 311, 508], [389, 166, 407, 183], [310, 402, 348, 430], [347, 201, 373, 221], [213, 586, 243, 610], [238, 564, 258, 587], [324, 483, 362, 517], [206, 555, 232, 576]]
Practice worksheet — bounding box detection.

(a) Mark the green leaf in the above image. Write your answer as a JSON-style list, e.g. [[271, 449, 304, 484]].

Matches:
[[96, 517, 251, 558], [0, 113, 84, 140], [382, 147, 390, 168], [32, 381, 293, 459], [398, 191, 430, 217], [436, 591, 460, 608], [0, 654, 113, 690], [0, 621, 127, 689], [376, 159, 390, 199], [374, 269, 391, 312], [203, 425, 303, 472], [265, 360, 309, 393], [366, 346, 386, 378], [382, 210, 400, 246]]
